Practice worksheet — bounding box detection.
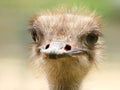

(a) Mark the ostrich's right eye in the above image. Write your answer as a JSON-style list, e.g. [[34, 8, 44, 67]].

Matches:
[[29, 28, 38, 42], [32, 30, 38, 42]]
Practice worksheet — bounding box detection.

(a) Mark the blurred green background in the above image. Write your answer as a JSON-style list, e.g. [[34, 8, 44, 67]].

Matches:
[[0, 0, 120, 90]]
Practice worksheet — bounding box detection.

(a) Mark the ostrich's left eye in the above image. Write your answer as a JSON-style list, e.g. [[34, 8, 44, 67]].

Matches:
[[86, 33, 98, 45]]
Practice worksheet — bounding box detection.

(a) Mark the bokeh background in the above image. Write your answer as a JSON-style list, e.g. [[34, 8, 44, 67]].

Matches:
[[0, 0, 120, 90]]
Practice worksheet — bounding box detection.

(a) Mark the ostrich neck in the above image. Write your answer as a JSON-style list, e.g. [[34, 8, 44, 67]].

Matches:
[[49, 82, 80, 90], [47, 74, 81, 90], [46, 66, 83, 90], [44, 58, 89, 90]]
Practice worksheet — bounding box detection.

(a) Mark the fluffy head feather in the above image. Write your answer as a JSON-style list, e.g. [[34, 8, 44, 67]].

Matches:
[[29, 7, 104, 90]]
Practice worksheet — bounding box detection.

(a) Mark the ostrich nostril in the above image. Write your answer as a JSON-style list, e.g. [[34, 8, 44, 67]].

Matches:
[[64, 44, 71, 51], [45, 44, 50, 49]]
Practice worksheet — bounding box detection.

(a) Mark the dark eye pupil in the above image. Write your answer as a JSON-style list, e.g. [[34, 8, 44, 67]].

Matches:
[[86, 33, 98, 44]]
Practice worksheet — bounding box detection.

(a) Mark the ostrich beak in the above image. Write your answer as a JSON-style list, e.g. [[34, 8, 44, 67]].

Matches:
[[39, 41, 87, 59]]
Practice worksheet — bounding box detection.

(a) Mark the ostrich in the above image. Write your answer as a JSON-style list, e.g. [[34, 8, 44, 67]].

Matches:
[[29, 7, 103, 90]]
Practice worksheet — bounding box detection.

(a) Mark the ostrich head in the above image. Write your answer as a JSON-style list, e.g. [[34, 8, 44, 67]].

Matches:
[[29, 8, 103, 90]]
